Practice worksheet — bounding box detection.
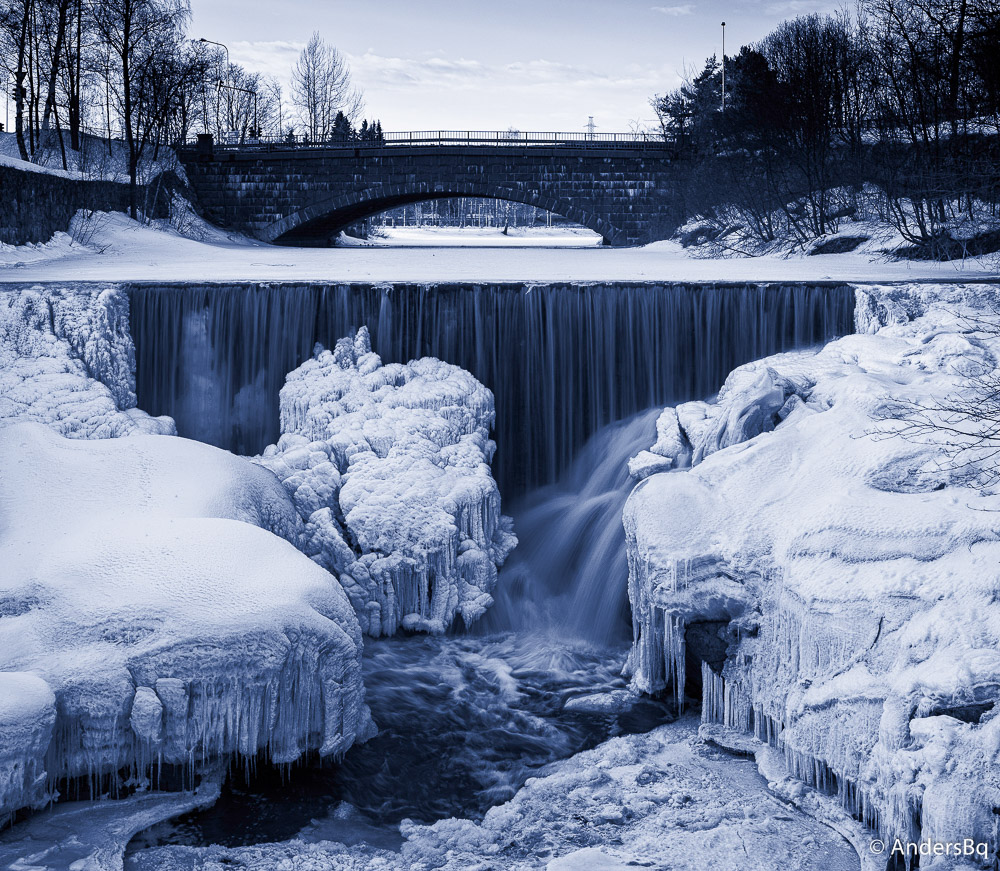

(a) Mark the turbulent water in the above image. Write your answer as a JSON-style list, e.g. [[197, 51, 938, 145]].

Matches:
[[128, 282, 855, 496], [123, 280, 857, 858], [129, 632, 673, 851], [484, 408, 663, 646]]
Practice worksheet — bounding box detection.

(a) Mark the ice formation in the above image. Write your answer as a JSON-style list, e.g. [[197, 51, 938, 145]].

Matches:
[[257, 328, 516, 636], [0, 285, 174, 436], [0, 422, 372, 819], [131, 718, 857, 871], [0, 285, 372, 820], [624, 283, 1000, 856]]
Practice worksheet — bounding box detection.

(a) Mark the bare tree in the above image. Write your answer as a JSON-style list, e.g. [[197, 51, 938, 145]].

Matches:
[[0, 0, 34, 159], [874, 304, 1000, 488], [89, 0, 189, 216], [291, 31, 361, 141]]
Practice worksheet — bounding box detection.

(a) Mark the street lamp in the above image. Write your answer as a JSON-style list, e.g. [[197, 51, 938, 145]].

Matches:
[[198, 37, 258, 141], [198, 37, 229, 69], [721, 22, 726, 112]]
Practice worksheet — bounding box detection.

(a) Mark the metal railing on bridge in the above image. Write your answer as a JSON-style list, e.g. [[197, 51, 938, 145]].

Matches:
[[181, 129, 674, 154]]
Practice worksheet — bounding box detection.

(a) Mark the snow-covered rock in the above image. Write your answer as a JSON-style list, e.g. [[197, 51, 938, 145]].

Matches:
[[258, 328, 516, 636], [0, 673, 56, 817], [0, 284, 174, 436], [624, 283, 1000, 856], [0, 422, 372, 819]]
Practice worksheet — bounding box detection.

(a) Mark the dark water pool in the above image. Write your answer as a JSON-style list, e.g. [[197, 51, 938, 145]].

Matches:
[[127, 632, 674, 853]]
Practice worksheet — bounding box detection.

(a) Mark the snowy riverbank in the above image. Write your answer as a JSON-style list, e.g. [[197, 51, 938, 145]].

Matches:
[[1, 211, 997, 283]]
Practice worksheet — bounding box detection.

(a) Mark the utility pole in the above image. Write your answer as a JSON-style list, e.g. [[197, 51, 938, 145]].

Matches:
[[721, 22, 726, 112]]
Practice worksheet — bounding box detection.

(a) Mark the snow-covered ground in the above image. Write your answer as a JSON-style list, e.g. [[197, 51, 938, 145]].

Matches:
[[0, 211, 997, 283], [624, 283, 1000, 862], [337, 226, 603, 247], [128, 717, 859, 871]]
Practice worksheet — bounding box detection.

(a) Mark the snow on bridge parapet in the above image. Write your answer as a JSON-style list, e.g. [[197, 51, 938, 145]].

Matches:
[[624, 283, 1000, 856], [258, 327, 516, 636]]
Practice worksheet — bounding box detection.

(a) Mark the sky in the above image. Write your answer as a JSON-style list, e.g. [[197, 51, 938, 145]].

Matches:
[[190, 0, 844, 133]]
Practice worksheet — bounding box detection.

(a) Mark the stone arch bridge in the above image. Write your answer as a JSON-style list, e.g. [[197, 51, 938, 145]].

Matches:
[[179, 132, 682, 247]]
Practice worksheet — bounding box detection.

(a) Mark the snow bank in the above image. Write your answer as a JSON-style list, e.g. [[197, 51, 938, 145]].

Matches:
[[624, 283, 1000, 855], [0, 284, 174, 437], [2, 218, 998, 283], [258, 328, 515, 636], [0, 422, 372, 820]]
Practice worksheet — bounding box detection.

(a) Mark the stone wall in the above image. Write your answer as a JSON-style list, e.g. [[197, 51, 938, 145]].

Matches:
[[0, 163, 179, 246], [181, 145, 684, 247]]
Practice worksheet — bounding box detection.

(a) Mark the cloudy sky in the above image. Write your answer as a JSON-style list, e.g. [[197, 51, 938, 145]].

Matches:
[[191, 0, 842, 133]]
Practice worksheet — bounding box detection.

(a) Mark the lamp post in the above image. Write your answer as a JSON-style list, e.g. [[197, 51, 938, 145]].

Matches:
[[721, 22, 726, 112], [199, 37, 259, 141], [198, 38, 228, 137], [198, 37, 228, 69]]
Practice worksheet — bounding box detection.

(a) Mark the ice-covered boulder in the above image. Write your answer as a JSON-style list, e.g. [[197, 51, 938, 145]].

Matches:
[[0, 285, 175, 437], [0, 422, 372, 819], [624, 283, 1000, 855], [258, 328, 516, 636]]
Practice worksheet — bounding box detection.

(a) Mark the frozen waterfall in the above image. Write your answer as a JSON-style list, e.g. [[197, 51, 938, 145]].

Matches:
[[128, 282, 855, 498]]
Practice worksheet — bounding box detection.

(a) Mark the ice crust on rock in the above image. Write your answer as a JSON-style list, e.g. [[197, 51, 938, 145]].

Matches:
[[0, 285, 174, 437], [258, 328, 516, 636], [0, 422, 371, 819], [625, 283, 1000, 856], [0, 673, 56, 817]]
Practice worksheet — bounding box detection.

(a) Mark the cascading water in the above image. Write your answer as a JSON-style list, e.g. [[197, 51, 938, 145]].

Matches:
[[483, 408, 662, 646], [128, 282, 855, 497], [124, 280, 858, 858]]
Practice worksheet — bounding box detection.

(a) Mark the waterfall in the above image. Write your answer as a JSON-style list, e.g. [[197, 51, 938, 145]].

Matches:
[[482, 409, 662, 645], [128, 282, 855, 498]]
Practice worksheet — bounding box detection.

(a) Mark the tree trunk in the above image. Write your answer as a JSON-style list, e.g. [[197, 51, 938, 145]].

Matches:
[[40, 0, 70, 152], [13, 0, 30, 161]]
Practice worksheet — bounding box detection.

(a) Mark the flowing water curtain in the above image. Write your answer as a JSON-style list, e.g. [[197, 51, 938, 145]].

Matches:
[[129, 283, 856, 496]]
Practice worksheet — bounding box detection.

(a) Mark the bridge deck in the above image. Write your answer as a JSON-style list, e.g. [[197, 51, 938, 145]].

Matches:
[[179, 129, 675, 156]]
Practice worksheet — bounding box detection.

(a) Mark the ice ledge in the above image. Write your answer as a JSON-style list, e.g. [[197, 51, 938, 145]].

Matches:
[[0, 423, 372, 820]]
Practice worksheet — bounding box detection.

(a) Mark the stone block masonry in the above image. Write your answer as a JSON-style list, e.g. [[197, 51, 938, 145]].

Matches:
[[0, 164, 178, 245], [181, 145, 685, 247]]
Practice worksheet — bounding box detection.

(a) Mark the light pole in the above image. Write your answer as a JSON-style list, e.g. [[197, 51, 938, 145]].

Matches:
[[721, 22, 726, 112], [199, 38, 228, 138], [198, 37, 229, 69], [199, 38, 259, 140]]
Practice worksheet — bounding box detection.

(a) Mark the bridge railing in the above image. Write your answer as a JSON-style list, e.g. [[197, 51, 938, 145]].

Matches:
[[180, 130, 674, 153]]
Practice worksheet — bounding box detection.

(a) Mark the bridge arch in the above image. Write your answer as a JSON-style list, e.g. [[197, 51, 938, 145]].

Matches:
[[264, 182, 623, 246]]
